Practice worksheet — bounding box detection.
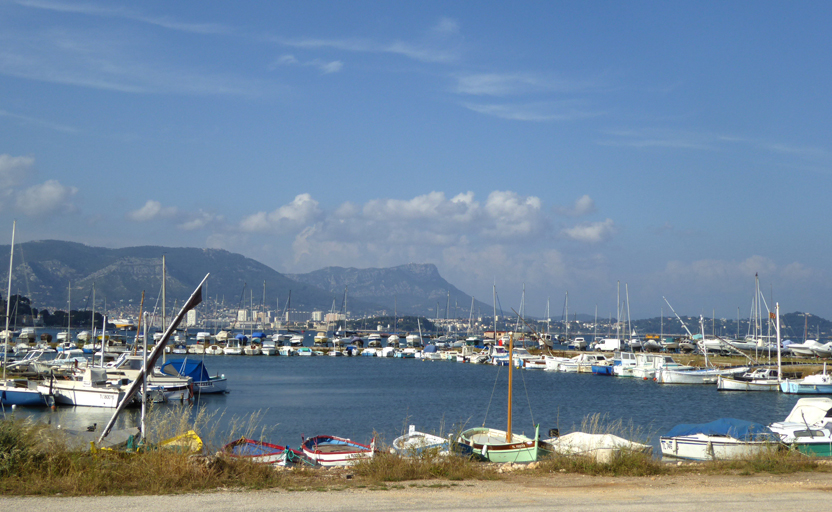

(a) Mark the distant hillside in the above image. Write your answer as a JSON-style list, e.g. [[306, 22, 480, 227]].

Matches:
[[287, 263, 492, 317], [0, 240, 374, 314]]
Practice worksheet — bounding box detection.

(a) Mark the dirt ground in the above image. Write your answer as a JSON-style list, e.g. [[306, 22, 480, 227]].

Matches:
[[4, 472, 832, 511]]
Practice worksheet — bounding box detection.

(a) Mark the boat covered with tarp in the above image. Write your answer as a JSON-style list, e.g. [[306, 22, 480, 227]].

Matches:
[[660, 418, 778, 460], [160, 358, 227, 394]]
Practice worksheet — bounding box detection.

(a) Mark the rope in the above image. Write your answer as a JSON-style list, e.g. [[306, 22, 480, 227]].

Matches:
[[520, 361, 535, 427], [482, 362, 501, 427]]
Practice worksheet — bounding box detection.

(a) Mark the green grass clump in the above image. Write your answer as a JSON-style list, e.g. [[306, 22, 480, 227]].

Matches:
[[352, 449, 497, 483]]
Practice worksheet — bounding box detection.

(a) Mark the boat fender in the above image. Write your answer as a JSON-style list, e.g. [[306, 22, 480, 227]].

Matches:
[[481, 443, 488, 458]]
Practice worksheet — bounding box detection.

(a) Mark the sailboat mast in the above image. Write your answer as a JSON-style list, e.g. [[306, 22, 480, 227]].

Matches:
[[506, 330, 514, 443], [564, 291, 568, 342], [2, 221, 14, 381], [67, 281, 71, 345], [492, 283, 497, 344], [161, 255, 166, 364], [91, 283, 95, 338]]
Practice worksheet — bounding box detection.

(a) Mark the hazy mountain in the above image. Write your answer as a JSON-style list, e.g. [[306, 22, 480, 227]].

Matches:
[[287, 263, 493, 317], [0, 240, 370, 314]]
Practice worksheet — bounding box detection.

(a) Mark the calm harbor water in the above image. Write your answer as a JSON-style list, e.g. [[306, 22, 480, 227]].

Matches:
[[8, 341, 803, 453]]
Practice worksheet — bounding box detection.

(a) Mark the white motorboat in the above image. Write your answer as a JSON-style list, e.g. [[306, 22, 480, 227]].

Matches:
[[223, 337, 243, 355], [39, 367, 130, 408], [612, 351, 637, 377], [557, 353, 608, 373], [717, 368, 781, 391], [788, 339, 825, 358], [660, 418, 779, 460], [656, 366, 747, 385], [769, 398, 832, 456], [632, 354, 692, 380], [205, 344, 223, 355]]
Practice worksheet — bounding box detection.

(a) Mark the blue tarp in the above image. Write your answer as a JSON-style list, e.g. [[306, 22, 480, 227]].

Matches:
[[424, 344, 437, 353], [251, 332, 265, 339], [665, 418, 777, 441], [161, 358, 210, 382]]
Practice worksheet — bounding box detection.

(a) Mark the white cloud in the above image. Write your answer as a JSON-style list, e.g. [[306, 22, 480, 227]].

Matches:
[[178, 210, 222, 231], [562, 218, 615, 243], [127, 200, 178, 222], [15, 179, 77, 216], [557, 195, 596, 217], [0, 154, 34, 189], [240, 193, 322, 233]]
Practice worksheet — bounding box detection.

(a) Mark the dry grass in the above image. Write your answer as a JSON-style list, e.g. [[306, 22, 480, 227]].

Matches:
[[3, 409, 832, 496]]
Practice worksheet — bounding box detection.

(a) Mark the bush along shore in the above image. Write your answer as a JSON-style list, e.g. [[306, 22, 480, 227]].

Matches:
[[2, 407, 831, 497]]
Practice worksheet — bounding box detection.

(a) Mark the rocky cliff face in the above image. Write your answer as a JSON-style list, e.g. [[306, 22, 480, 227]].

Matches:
[[288, 263, 489, 316]]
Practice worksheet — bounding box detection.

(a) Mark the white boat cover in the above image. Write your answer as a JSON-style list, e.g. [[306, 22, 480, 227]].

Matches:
[[544, 432, 652, 462], [783, 398, 832, 425]]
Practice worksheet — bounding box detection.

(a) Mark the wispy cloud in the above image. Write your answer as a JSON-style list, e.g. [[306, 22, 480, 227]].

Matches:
[[280, 17, 464, 64], [0, 27, 261, 95], [15, 0, 231, 35], [463, 101, 602, 122], [0, 108, 78, 134], [455, 72, 597, 96], [272, 54, 343, 75], [598, 129, 716, 150]]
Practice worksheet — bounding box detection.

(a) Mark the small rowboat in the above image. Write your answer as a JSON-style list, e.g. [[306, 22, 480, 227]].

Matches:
[[223, 437, 315, 466], [391, 425, 449, 456], [301, 435, 375, 466]]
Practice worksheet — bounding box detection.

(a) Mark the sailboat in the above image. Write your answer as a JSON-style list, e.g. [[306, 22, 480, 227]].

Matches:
[[458, 331, 542, 462], [1, 221, 48, 407]]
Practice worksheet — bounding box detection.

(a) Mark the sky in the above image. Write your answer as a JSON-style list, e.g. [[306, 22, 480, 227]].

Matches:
[[0, 1, 830, 321]]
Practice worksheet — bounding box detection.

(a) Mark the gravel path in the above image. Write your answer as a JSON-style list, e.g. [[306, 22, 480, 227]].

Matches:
[[4, 473, 832, 511]]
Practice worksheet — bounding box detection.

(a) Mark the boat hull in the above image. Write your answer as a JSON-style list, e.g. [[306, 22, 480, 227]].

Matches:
[[459, 426, 541, 463], [302, 435, 375, 466], [660, 434, 774, 461], [780, 380, 832, 394], [717, 376, 779, 392], [0, 383, 47, 406]]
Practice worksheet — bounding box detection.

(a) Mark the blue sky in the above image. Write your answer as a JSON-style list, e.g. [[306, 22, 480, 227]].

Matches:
[[0, 0, 830, 320]]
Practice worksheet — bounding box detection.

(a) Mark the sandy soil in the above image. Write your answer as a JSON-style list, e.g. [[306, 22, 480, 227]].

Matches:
[[4, 472, 832, 511]]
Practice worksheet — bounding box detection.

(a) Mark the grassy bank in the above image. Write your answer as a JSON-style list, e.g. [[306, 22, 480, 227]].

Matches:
[[1, 415, 830, 496]]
